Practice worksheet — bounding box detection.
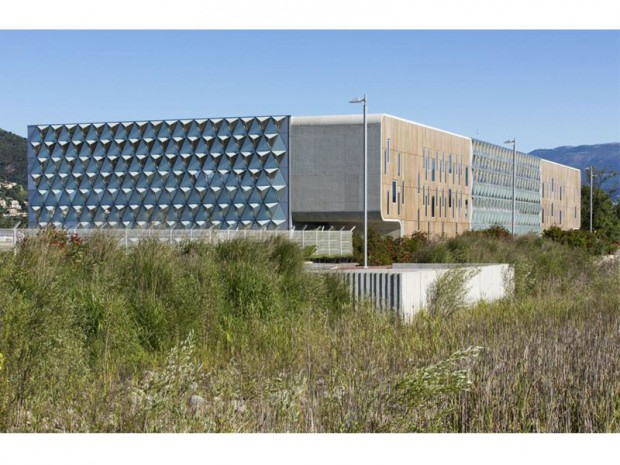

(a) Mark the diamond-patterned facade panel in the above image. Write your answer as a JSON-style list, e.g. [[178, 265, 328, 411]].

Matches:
[[27, 116, 290, 229]]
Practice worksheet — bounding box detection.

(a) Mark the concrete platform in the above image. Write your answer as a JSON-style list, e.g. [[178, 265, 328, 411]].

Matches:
[[333, 263, 513, 321]]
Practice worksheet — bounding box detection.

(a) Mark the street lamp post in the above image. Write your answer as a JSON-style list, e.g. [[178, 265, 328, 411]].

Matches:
[[589, 166, 596, 232], [350, 95, 368, 268], [504, 138, 516, 236]]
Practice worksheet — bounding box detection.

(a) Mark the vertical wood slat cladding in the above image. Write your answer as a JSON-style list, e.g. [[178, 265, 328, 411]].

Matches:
[[380, 115, 472, 237], [540, 160, 581, 231]]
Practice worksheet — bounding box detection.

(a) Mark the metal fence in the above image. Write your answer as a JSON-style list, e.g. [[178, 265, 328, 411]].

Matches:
[[0, 227, 354, 257]]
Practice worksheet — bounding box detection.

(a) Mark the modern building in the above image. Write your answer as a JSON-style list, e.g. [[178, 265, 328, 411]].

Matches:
[[27, 116, 291, 229], [291, 114, 472, 237], [27, 112, 581, 237], [471, 139, 541, 235], [540, 159, 581, 230]]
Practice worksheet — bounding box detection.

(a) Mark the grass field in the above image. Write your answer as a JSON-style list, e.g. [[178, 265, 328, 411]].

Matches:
[[0, 227, 618, 432]]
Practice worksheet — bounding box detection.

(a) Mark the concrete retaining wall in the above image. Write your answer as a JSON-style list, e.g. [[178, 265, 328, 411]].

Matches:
[[339, 263, 512, 321]]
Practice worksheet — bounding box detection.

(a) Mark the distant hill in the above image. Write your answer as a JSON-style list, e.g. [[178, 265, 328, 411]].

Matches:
[[0, 128, 27, 186], [530, 143, 620, 201]]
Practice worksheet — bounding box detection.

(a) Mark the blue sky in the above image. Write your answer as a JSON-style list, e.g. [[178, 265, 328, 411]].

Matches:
[[0, 30, 618, 153]]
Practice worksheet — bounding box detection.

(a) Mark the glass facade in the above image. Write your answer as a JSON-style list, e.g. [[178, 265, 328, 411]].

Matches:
[[27, 116, 290, 229], [471, 139, 541, 235]]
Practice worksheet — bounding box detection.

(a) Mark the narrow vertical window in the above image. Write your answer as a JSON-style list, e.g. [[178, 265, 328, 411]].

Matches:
[[551, 203, 554, 217], [392, 181, 397, 203], [560, 186, 563, 201], [417, 172, 420, 194], [387, 191, 390, 214], [448, 189, 452, 208], [417, 208, 420, 230], [431, 196, 435, 217], [542, 182, 544, 198], [542, 208, 545, 223], [397, 192, 401, 215], [574, 206, 577, 219], [397, 152, 401, 176], [465, 167, 469, 187], [449, 153, 453, 174], [560, 210, 562, 224], [432, 159, 435, 182], [402, 181, 405, 204]]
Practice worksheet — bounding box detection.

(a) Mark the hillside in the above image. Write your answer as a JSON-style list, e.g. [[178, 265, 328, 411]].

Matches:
[[0, 128, 27, 186], [530, 143, 620, 200]]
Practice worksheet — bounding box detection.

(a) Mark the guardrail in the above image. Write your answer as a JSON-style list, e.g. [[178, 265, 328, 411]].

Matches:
[[0, 227, 354, 258]]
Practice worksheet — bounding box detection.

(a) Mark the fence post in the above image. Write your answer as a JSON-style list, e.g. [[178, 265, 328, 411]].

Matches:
[[315, 229, 319, 255], [13, 221, 21, 256], [327, 230, 331, 257]]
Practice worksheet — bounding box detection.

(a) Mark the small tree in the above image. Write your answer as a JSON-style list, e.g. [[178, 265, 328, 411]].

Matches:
[[581, 185, 620, 241]]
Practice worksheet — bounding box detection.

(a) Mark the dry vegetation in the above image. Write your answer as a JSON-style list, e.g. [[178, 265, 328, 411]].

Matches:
[[0, 227, 618, 432]]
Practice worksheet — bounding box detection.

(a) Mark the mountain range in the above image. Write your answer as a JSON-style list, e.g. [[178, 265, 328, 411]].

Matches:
[[1, 127, 618, 200]]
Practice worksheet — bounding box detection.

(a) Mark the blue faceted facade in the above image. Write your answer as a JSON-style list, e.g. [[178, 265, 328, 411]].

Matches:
[[27, 116, 290, 229], [471, 139, 541, 235]]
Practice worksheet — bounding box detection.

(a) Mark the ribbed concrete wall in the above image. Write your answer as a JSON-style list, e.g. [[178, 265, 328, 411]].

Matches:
[[338, 264, 512, 321]]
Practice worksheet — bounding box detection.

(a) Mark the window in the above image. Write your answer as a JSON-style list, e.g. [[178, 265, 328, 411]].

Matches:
[[387, 190, 390, 214], [398, 152, 401, 176], [402, 181, 405, 204], [397, 193, 401, 215], [431, 196, 435, 217], [560, 186, 563, 201], [384, 139, 390, 174], [552, 178, 554, 192], [574, 206, 577, 219], [417, 172, 420, 194], [541, 208, 544, 223], [392, 181, 397, 203], [449, 154, 453, 174], [560, 210, 562, 224], [448, 189, 452, 208], [551, 203, 554, 217], [465, 167, 469, 186], [417, 208, 420, 229]]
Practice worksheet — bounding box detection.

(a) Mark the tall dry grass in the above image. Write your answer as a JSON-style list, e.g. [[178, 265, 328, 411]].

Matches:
[[0, 228, 617, 432]]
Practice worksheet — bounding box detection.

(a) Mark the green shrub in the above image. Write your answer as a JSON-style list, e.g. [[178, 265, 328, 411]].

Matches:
[[426, 268, 479, 317]]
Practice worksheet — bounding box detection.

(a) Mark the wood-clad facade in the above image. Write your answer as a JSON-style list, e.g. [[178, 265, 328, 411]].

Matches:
[[380, 115, 472, 237], [540, 160, 581, 231]]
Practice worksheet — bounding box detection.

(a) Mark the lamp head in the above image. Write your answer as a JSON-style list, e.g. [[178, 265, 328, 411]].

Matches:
[[349, 97, 363, 104]]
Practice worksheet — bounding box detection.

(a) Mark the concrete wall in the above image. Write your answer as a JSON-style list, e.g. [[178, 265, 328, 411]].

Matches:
[[338, 264, 512, 321], [289, 115, 394, 233]]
